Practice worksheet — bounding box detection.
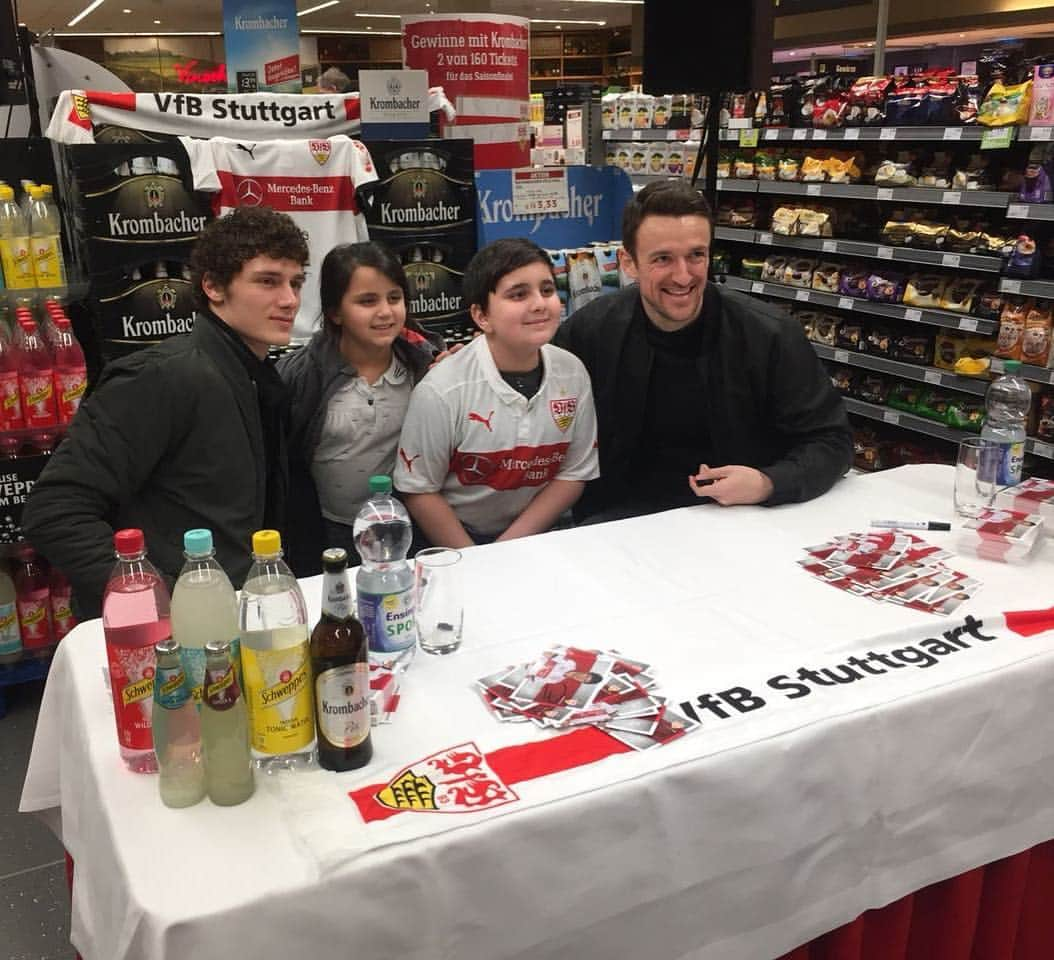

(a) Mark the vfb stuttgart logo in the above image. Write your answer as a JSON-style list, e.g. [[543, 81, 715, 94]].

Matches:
[[143, 180, 165, 209], [309, 139, 331, 166], [550, 397, 578, 432]]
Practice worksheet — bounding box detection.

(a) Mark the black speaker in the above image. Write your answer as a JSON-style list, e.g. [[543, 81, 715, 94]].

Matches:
[[642, 0, 773, 93]]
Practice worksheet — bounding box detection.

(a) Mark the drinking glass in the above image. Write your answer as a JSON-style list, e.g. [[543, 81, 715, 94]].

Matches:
[[414, 548, 463, 655], [955, 437, 999, 518]]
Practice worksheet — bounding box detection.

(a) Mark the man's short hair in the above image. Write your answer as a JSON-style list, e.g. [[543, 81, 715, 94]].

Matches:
[[190, 207, 309, 311], [318, 67, 351, 93], [621, 180, 713, 259], [463, 238, 553, 312]]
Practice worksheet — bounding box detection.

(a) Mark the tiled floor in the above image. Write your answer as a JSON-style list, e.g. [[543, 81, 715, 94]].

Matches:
[[0, 678, 76, 960]]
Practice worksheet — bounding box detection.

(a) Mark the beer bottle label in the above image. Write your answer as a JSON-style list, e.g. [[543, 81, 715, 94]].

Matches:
[[154, 663, 191, 710], [241, 638, 314, 755], [358, 586, 416, 653], [315, 663, 370, 748], [0, 601, 21, 656]]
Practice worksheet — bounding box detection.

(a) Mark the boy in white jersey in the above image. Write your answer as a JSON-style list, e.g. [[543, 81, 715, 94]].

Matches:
[[394, 238, 599, 546]]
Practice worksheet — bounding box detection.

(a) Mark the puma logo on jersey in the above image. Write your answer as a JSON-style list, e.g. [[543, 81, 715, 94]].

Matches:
[[399, 448, 420, 472], [235, 142, 258, 160], [468, 410, 495, 432]]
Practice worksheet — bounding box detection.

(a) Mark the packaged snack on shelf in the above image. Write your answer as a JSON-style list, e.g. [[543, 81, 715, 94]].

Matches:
[[812, 79, 848, 128], [945, 220, 983, 254], [604, 144, 619, 168], [904, 274, 949, 309], [835, 319, 864, 350], [629, 148, 648, 175], [940, 277, 984, 313], [1006, 235, 1042, 278], [1018, 146, 1053, 203], [1021, 300, 1053, 367], [880, 217, 915, 247], [801, 155, 827, 182], [717, 148, 733, 179], [778, 154, 801, 181], [915, 387, 951, 423], [647, 143, 668, 176], [1036, 394, 1054, 439], [1029, 64, 1054, 126], [825, 153, 862, 183], [916, 151, 953, 189], [615, 145, 631, 170], [838, 266, 870, 299], [653, 95, 672, 128], [853, 428, 895, 471], [888, 382, 924, 413], [829, 366, 854, 394], [891, 332, 934, 366], [617, 93, 636, 130], [711, 250, 731, 277], [811, 262, 841, 293], [796, 310, 817, 340], [729, 91, 752, 122], [875, 158, 916, 187], [755, 149, 777, 180], [798, 77, 818, 127], [978, 79, 1032, 127], [853, 373, 891, 405], [761, 255, 788, 282], [864, 325, 896, 357], [866, 271, 906, 303], [846, 76, 891, 127], [797, 208, 833, 237], [602, 94, 619, 130], [813, 314, 838, 345], [741, 256, 766, 281], [683, 143, 700, 179], [945, 395, 986, 431], [952, 154, 994, 191], [911, 219, 950, 250], [993, 478, 1054, 533], [634, 95, 655, 130], [957, 507, 1044, 562], [772, 206, 800, 235], [767, 79, 796, 127], [995, 298, 1029, 360], [733, 153, 755, 179], [667, 146, 686, 177], [591, 243, 621, 291], [784, 257, 818, 288]]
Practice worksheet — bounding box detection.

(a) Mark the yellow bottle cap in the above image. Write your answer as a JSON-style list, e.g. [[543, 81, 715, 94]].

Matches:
[[0, 185, 13, 200], [252, 529, 282, 556]]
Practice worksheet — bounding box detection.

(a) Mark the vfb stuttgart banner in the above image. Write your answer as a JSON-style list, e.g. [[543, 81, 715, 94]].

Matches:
[[223, 0, 301, 95]]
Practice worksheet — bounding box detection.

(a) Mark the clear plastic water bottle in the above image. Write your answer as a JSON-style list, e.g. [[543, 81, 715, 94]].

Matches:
[[982, 360, 1031, 487], [152, 637, 205, 808], [238, 530, 315, 770], [354, 475, 417, 664]]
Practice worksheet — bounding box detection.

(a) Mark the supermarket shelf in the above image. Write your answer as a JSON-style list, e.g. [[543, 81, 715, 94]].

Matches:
[[998, 277, 1054, 298], [1027, 438, 1054, 459], [714, 226, 760, 243], [716, 179, 760, 194], [603, 129, 699, 142], [1017, 127, 1054, 143], [1005, 202, 1054, 221], [720, 126, 987, 143], [843, 397, 976, 444], [751, 230, 1004, 273], [813, 343, 989, 396], [756, 179, 1010, 209], [989, 357, 1054, 386], [720, 275, 998, 334]]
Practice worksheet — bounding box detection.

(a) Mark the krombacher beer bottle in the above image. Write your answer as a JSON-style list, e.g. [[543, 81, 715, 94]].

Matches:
[[311, 549, 373, 772]]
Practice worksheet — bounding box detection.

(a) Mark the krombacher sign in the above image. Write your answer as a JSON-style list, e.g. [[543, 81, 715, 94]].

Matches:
[[84, 174, 208, 244]]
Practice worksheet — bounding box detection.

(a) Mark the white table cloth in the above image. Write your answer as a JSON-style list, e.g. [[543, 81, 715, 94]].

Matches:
[[20, 465, 1054, 960]]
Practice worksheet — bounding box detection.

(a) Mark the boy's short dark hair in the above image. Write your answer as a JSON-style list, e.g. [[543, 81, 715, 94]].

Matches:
[[621, 180, 713, 259], [190, 207, 310, 311], [463, 238, 553, 312]]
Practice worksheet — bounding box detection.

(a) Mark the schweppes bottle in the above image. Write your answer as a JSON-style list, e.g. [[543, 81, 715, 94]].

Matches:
[[238, 530, 316, 770]]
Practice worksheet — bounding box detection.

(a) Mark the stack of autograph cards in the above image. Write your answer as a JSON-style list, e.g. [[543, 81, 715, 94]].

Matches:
[[475, 645, 699, 750], [957, 507, 1044, 564], [799, 531, 981, 616]]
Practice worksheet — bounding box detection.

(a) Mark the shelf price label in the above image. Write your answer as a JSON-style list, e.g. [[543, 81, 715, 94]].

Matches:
[[822, 240, 838, 253], [843, 128, 860, 140], [834, 349, 849, 363], [959, 318, 979, 332], [511, 168, 570, 217], [1033, 440, 1054, 459], [924, 370, 943, 385], [806, 183, 822, 197], [1028, 127, 1053, 141], [792, 128, 808, 140], [941, 253, 961, 268], [1001, 279, 1022, 294], [883, 410, 901, 424], [812, 129, 827, 140], [1007, 204, 1030, 219], [904, 308, 922, 322], [943, 127, 964, 141], [981, 127, 1016, 150], [876, 188, 894, 200], [739, 129, 760, 148], [795, 289, 810, 301], [941, 191, 962, 205], [751, 281, 764, 294], [880, 127, 897, 141], [877, 246, 894, 259], [989, 358, 1005, 374], [838, 297, 855, 310], [631, 130, 643, 141], [764, 128, 779, 140], [757, 232, 773, 245]]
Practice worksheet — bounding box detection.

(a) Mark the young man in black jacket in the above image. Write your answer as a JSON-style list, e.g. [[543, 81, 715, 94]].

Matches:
[[553, 179, 852, 522], [23, 207, 310, 619]]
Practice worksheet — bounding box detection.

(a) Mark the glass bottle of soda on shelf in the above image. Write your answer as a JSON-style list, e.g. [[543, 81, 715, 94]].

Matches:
[[238, 530, 315, 770], [152, 637, 205, 808], [311, 548, 372, 772], [14, 544, 53, 658], [201, 638, 254, 806], [102, 528, 172, 774]]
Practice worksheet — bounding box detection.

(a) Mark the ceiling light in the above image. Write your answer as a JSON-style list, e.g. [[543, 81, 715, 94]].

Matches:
[[301, 28, 400, 35], [530, 18, 606, 25], [298, 0, 339, 15], [153, 18, 160, 24], [353, 11, 399, 16], [67, 0, 106, 27], [122, 6, 131, 11]]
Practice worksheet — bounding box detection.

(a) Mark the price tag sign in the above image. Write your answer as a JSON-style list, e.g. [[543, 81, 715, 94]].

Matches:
[[739, 129, 760, 148], [793, 128, 808, 141], [990, 358, 1005, 374], [806, 183, 822, 197], [675, 129, 691, 141], [764, 128, 779, 140], [959, 317, 979, 332], [904, 308, 922, 322], [877, 246, 894, 259], [924, 370, 943, 385], [813, 129, 827, 140], [1029, 127, 1053, 141], [751, 281, 764, 294], [511, 168, 570, 217], [876, 188, 894, 200], [834, 349, 849, 363], [823, 240, 838, 253], [843, 127, 860, 140], [880, 127, 897, 141], [758, 232, 773, 245], [631, 130, 643, 141], [883, 410, 901, 424], [1033, 440, 1054, 459], [1001, 279, 1022, 294], [942, 253, 962, 268], [1007, 204, 1030, 219], [942, 191, 962, 205], [838, 297, 855, 310], [795, 289, 810, 301], [943, 127, 964, 141], [981, 127, 1016, 150]]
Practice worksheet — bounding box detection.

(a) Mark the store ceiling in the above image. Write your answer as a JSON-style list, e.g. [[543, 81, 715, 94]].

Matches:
[[20, 0, 638, 36]]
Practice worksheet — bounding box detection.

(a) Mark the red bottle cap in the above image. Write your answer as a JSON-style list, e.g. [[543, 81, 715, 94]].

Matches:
[[114, 528, 144, 556], [16, 543, 36, 561]]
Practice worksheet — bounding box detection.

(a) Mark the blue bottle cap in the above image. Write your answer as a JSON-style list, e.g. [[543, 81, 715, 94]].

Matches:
[[183, 528, 214, 556]]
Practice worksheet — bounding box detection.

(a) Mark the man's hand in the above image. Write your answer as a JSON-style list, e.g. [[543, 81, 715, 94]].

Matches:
[[689, 464, 774, 506]]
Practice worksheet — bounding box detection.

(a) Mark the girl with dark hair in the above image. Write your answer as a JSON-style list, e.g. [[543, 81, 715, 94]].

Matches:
[[278, 241, 444, 573]]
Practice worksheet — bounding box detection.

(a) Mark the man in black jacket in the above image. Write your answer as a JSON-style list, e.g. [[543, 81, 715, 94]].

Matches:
[[554, 180, 851, 521], [23, 207, 310, 618]]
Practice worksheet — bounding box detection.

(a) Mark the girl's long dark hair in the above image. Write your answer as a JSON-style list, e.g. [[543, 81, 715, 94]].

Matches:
[[318, 241, 425, 340]]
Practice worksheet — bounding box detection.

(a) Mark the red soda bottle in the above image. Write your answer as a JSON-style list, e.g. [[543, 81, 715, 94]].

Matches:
[[103, 528, 171, 773], [14, 544, 53, 657], [0, 325, 23, 432], [49, 567, 76, 643], [52, 315, 87, 424], [18, 317, 57, 428]]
